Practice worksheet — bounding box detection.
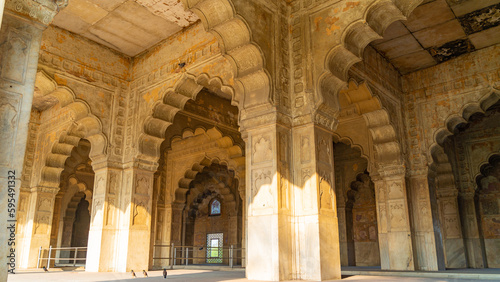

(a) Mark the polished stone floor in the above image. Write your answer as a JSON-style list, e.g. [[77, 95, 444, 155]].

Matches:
[[7, 268, 500, 282]]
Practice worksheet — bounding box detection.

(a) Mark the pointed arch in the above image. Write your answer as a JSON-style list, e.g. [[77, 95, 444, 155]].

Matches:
[[429, 88, 500, 184], [165, 127, 245, 204], [476, 154, 500, 191], [181, 0, 270, 108], [139, 0, 272, 164], [336, 80, 401, 172], [34, 71, 107, 188], [332, 133, 370, 166], [317, 0, 422, 120]]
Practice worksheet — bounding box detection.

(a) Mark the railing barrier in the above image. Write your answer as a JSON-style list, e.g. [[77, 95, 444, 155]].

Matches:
[[152, 244, 245, 269], [36, 246, 88, 269]]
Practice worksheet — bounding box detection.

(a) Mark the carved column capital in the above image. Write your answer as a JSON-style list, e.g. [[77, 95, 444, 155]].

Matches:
[[378, 164, 406, 179], [29, 185, 59, 194], [313, 106, 338, 132], [436, 188, 459, 199], [239, 107, 291, 136], [5, 0, 67, 26], [459, 191, 475, 200], [132, 158, 159, 173], [407, 166, 429, 177]]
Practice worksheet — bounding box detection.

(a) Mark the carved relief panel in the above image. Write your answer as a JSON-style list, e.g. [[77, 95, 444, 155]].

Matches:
[[135, 174, 151, 196], [317, 138, 331, 165], [388, 200, 407, 232], [388, 181, 404, 200], [444, 216, 461, 238], [133, 200, 149, 226], [300, 136, 311, 163], [0, 91, 21, 166], [278, 132, 289, 209], [319, 172, 333, 210], [91, 198, 104, 226], [34, 215, 50, 235], [132, 172, 153, 226], [105, 198, 115, 226], [252, 135, 272, 164], [301, 168, 313, 211], [0, 27, 31, 84], [252, 169, 273, 211], [108, 171, 117, 195], [94, 175, 106, 196]]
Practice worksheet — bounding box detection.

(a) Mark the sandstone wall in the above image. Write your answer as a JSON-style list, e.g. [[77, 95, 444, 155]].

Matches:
[[403, 44, 500, 171]]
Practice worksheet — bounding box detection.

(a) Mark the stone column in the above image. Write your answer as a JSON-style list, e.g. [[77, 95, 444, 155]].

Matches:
[[0, 0, 4, 27], [436, 188, 467, 268], [459, 192, 486, 268], [170, 203, 184, 246], [86, 160, 158, 272], [291, 123, 341, 280], [117, 161, 157, 272], [85, 161, 123, 272], [337, 202, 355, 266], [59, 214, 75, 261], [17, 187, 58, 268], [0, 0, 65, 277], [374, 166, 415, 270], [242, 118, 293, 281], [240, 193, 246, 267], [408, 173, 441, 270]]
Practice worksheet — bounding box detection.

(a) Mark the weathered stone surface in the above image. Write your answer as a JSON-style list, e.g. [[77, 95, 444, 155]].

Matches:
[[4, 0, 500, 280]]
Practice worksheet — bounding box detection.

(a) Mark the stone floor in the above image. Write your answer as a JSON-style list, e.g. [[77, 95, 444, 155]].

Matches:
[[7, 269, 500, 282]]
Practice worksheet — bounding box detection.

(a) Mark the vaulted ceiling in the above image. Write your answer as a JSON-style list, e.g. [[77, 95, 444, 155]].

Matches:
[[51, 0, 199, 56], [371, 0, 500, 74], [50, 0, 500, 73]]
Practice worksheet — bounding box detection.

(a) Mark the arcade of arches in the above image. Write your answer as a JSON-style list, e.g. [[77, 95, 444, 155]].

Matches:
[[1, 0, 500, 281]]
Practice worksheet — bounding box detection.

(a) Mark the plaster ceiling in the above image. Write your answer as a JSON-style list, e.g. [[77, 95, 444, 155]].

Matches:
[[51, 0, 199, 57], [371, 0, 500, 74]]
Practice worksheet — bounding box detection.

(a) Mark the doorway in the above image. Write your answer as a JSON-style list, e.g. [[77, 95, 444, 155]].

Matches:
[[206, 233, 223, 263]]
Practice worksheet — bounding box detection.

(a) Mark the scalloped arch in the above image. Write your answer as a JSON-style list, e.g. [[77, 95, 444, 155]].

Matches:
[[139, 0, 272, 164], [337, 80, 402, 170], [332, 132, 370, 164], [476, 153, 500, 190], [35, 71, 107, 188], [168, 127, 245, 204], [429, 87, 500, 190], [317, 0, 422, 129], [174, 156, 244, 204], [181, 0, 271, 108]]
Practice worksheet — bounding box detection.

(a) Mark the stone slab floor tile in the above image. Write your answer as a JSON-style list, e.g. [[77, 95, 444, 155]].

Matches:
[[7, 269, 486, 282]]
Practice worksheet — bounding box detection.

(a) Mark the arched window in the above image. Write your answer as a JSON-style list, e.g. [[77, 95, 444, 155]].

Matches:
[[210, 199, 221, 216]]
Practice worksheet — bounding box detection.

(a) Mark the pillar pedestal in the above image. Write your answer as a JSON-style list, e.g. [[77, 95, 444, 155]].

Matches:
[[17, 187, 58, 269], [0, 0, 66, 277], [459, 192, 486, 268], [408, 173, 441, 270], [243, 119, 341, 281], [244, 121, 292, 281], [86, 160, 157, 272], [374, 167, 415, 270], [437, 188, 467, 268]]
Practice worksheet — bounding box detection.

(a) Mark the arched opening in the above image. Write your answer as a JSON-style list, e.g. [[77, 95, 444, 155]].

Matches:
[[476, 154, 500, 268], [346, 172, 380, 267], [49, 139, 94, 266], [334, 141, 381, 268], [182, 163, 242, 265], [435, 100, 500, 269], [149, 88, 245, 269], [71, 195, 91, 251]]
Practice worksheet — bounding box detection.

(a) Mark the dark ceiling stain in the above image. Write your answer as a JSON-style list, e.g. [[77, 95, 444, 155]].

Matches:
[[458, 3, 500, 35], [428, 38, 475, 63]]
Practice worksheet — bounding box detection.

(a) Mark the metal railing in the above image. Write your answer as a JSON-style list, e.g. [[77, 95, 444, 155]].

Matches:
[[37, 246, 87, 269], [152, 243, 245, 269]]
